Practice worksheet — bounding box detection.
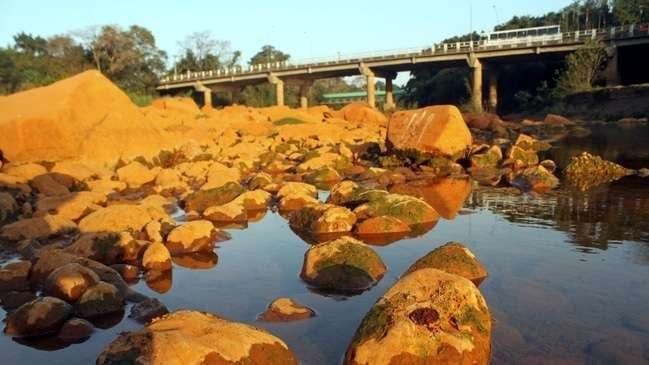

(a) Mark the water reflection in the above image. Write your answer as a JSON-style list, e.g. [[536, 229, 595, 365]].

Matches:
[[390, 177, 472, 219], [172, 251, 218, 269], [469, 177, 649, 251], [144, 270, 172, 293]]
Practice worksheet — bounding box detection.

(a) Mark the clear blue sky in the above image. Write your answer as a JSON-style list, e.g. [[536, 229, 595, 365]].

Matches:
[[1, 0, 571, 84]]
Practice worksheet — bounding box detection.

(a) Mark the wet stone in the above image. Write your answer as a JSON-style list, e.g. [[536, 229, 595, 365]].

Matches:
[[5, 296, 73, 337], [57, 318, 94, 343], [129, 297, 169, 323], [259, 297, 316, 322]]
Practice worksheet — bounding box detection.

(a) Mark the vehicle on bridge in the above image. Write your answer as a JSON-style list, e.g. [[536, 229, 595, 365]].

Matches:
[[481, 25, 562, 45]]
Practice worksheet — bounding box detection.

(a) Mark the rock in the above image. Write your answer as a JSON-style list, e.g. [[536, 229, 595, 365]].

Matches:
[[5, 296, 73, 337], [0, 260, 31, 292], [183, 181, 245, 213], [110, 264, 139, 282], [544, 113, 571, 125], [301, 236, 386, 291], [464, 112, 502, 130], [0, 290, 37, 310], [44, 263, 100, 301], [151, 96, 200, 114], [144, 220, 163, 242], [4, 163, 48, 181], [354, 193, 438, 226], [507, 145, 539, 167], [58, 318, 94, 343], [355, 216, 411, 235], [540, 159, 557, 173], [165, 220, 217, 254], [78, 204, 152, 233], [154, 168, 185, 193], [31, 173, 70, 196], [336, 102, 388, 126], [76, 281, 124, 318], [0, 191, 17, 221], [0, 71, 180, 164], [387, 105, 472, 158], [142, 242, 172, 271], [404, 242, 488, 285], [0, 214, 77, 241], [298, 152, 346, 172], [201, 165, 242, 190], [248, 172, 273, 189], [31, 249, 146, 303], [327, 181, 386, 207], [290, 204, 357, 234], [129, 297, 169, 323], [64, 232, 146, 264], [35, 191, 106, 221], [277, 181, 318, 199], [259, 297, 316, 322], [513, 134, 551, 152], [471, 145, 502, 169], [344, 268, 491, 365], [304, 166, 342, 184], [87, 179, 126, 194], [204, 200, 247, 223], [279, 193, 320, 211], [97, 310, 299, 365], [564, 152, 631, 191], [510, 165, 559, 192], [231, 189, 271, 210], [637, 168, 649, 178]]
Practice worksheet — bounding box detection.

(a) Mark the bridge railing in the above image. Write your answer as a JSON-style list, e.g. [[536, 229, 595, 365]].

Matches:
[[160, 23, 648, 84]]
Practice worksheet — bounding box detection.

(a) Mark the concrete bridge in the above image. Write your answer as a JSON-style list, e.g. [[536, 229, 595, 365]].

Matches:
[[157, 24, 649, 112]]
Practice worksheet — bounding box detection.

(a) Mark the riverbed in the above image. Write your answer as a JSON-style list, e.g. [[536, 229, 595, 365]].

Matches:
[[1, 123, 649, 364]]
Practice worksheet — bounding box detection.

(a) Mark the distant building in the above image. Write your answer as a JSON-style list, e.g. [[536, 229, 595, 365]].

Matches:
[[320, 89, 405, 108]]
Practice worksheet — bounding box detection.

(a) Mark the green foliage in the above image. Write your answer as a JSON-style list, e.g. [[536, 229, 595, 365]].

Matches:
[[248, 45, 290, 66], [553, 39, 606, 97], [403, 68, 471, 108], [128, 91, 154, 106]]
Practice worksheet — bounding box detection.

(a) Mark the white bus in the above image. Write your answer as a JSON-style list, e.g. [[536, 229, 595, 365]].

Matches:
[[481, 25, 562, 45]]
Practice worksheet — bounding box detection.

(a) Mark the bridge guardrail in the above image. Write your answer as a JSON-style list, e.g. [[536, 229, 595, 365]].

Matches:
[[160, 24, 649, 85]]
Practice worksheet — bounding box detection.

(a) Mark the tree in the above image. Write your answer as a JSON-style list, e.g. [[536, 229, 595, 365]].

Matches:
[[248, 45, 290, 65], [174, 31, 240, 72], [554, 39, 606, 96], [613, 0, 649, 24]]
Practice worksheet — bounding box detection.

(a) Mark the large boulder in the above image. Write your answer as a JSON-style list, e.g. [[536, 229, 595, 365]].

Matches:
[[116, 161, 159, 188], [0, 191, 17, 222], [35, 191, 106, 221], [344, 268, 491, 365], [403, 242, 488, 285], [44, 262, 100, 302], [142, 242, 172, 271], [0, 70, 176, 164], [231, 189, 271, 211], [354, 193, 438, 226], [335, 102, 388, 127], [78, 204, 152, 233], [97, 310, 299, 365], [165, 220, 218, 254], [301, 236, 386, 291], [4, 296, 73, 337], [0, 214, 77, 241], [387, 105, 472, 158], [203, 200, 247, 223]]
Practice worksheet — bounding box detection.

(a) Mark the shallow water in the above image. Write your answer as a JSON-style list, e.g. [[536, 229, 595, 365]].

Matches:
[[2, 124, 649, 364]]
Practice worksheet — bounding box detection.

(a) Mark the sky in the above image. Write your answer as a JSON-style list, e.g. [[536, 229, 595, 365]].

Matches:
[[1, 0, 573, 84]]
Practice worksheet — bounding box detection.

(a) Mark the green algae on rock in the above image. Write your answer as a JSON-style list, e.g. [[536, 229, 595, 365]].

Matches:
[[564, 152, 632, 191], [344, 268, 491, 365], [301, 236, 386, 292], [183, 181, 245, 213], [403, 242, 488, 286]]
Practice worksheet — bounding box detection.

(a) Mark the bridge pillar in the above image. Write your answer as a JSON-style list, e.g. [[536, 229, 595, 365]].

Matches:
[[230, 88, 241, 105], [604, 46, 621, 86], [469, 55, 483, 113], [359, 64, 376, 107], [487, 68, 498, 112], [268, 74, 285, 106], [384, 72, 397, 110], [299, 80, 313, 109], [193, 82, 212, 108]]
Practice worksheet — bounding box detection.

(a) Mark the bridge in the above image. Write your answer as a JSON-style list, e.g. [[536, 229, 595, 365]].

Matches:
[[157, 24, 649, 113]]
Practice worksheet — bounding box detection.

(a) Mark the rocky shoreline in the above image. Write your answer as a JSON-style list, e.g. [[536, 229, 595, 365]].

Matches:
[[0, 70, 646, 364]]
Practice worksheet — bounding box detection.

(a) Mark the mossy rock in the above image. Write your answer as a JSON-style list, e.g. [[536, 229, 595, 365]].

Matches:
[[289, 204, 356, 234], [404, 242, 488, 286], [183, 182, 245, 213], [301, 236, 386, 292], [344, 268, 491, 365], [471, 146, 502, 169], [564, 152, 631, 191], [507, 145, 539, 167], [510, 165, 559, 192], [357, 193, 437, 226], [304, 166, 341, 184]]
